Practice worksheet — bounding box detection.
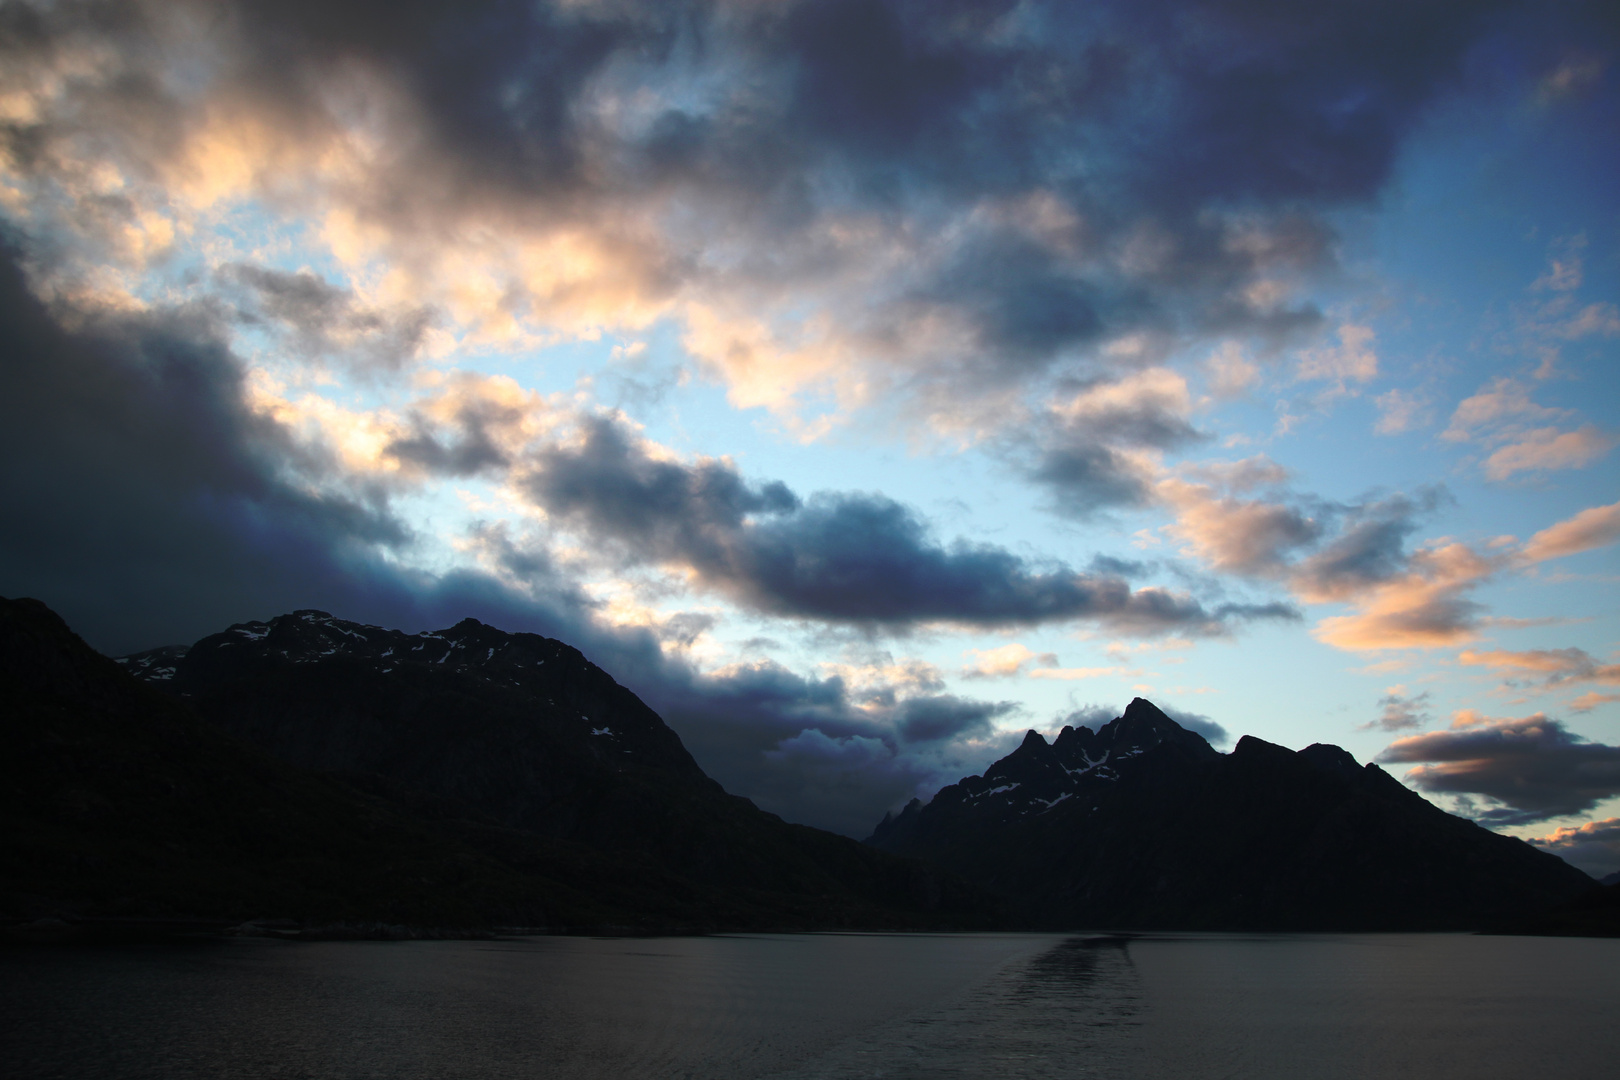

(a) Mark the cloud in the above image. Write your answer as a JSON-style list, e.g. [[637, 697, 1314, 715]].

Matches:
[[1521, 500, 1620, 563], [1288, 492, 1441, 603], [1441, 378, 1562, 442], [1530, 235, 1585, 292], [1020, 367, 1204, 516], [1440, 378, 1613, 480], [1531, 817, 1620, 879], [386, 373, 563, 479], [1373, 388, 1430, 435], [1157, 472, 1323, 576], [1379, 712, 1620, 825], [1459, 647, 1620, 687], [959, 643, 1132, 682], [516, 413, 1292, 633], [1152, 473, 1614, 657], [1151, 469, 1498, 654], [219, 264, 434, 371], [894, 695, 1014, 744], [1028, 443, 1161, 516], [1296, 323, 1378, 385], [0, 240, 423, 652], [1028, 666, 1125, 681], [0, 0, 1553, 435], [961, 643, 1056, 679], [1554, 302, 1620, 339], [1206, 341, 1261, 399], [1360, 688, 1432, 731], [1156, 704, 1230, 748], [655, 656, 1025, 835], [1311, 540, 1495, 651], [1482, 424, 1615, 480]]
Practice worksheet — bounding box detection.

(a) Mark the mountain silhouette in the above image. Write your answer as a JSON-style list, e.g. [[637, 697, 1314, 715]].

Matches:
[[867, 698, 1595, 930], [3, 597, 993, 937]]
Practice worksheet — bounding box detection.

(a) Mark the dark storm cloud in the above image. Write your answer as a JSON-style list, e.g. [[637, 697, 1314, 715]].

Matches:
[[896, 695, 1013, 744], [0, 238, 605, 656], [226, 0, 683, 194], [517, 415, 1293, 632], [643, 658, 1018, 835], [7, 0, 1582, 401], [1379, 715, 1620, 826], [916, 237, 1109, 362]]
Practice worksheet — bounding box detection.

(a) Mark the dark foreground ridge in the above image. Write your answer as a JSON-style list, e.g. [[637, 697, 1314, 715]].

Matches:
[[1, 597, 996, 940], [867, 698, 1599, 931]]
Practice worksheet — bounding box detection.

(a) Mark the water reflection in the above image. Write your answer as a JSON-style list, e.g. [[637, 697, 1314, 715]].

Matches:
[[775, 934, 1143, 1079]]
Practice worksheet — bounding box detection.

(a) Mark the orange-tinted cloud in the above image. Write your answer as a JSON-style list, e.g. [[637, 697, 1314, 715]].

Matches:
[[1157, 469, 1321, 575], [1521, 500, 1620, 563], [1459, 647, 1620, 686], [1530, 816, 1620, 879], [1311, 540, 1495, 651], [960, 643, 1057, 680], [1482, 424, 1615, 480]]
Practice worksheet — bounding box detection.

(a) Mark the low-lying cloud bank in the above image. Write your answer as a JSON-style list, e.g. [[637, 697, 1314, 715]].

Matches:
[[1531, 818, 1620, 880], [1379, 712, 1620, 827]]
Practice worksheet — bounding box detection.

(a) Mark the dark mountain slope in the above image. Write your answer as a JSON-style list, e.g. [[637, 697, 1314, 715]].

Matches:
[[4, 597, 995, 934], [868, 698, 1594, 930], [121, 610, 991, 912], [0, 597, 582, 931]]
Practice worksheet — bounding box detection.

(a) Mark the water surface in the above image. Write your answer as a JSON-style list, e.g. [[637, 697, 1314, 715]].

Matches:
[[3, 932, 1615, 1079]]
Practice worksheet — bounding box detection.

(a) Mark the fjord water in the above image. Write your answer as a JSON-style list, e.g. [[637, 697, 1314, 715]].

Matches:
[[3, 933, 1616, 1079]]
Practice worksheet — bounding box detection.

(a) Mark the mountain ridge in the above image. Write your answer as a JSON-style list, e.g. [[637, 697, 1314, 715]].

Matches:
[[867, 698, 1596, 931], [3, 596, 998, 936]]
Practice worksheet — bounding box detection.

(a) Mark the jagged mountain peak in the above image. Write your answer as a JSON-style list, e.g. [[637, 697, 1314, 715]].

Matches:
[[869, 698, 1217, 847], [866, 694, 1595, 930], [161, 608, 593, 689]]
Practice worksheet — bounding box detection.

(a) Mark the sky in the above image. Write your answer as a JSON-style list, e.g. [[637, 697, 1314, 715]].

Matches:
[[1, 0, 1618, 871]]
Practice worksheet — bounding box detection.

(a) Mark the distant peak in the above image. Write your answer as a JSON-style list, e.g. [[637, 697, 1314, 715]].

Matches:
[[1122, 697, 1173, 723], [1298, 743, 1361, 778], [1019, 729, 1049, 748]]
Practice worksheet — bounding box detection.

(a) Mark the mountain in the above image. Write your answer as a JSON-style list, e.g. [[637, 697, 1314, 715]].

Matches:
[[3, 598, 994, 936], [867, 698, 1596, 931], [119, 611, 720, 846], [1, 597, 568, 935]]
